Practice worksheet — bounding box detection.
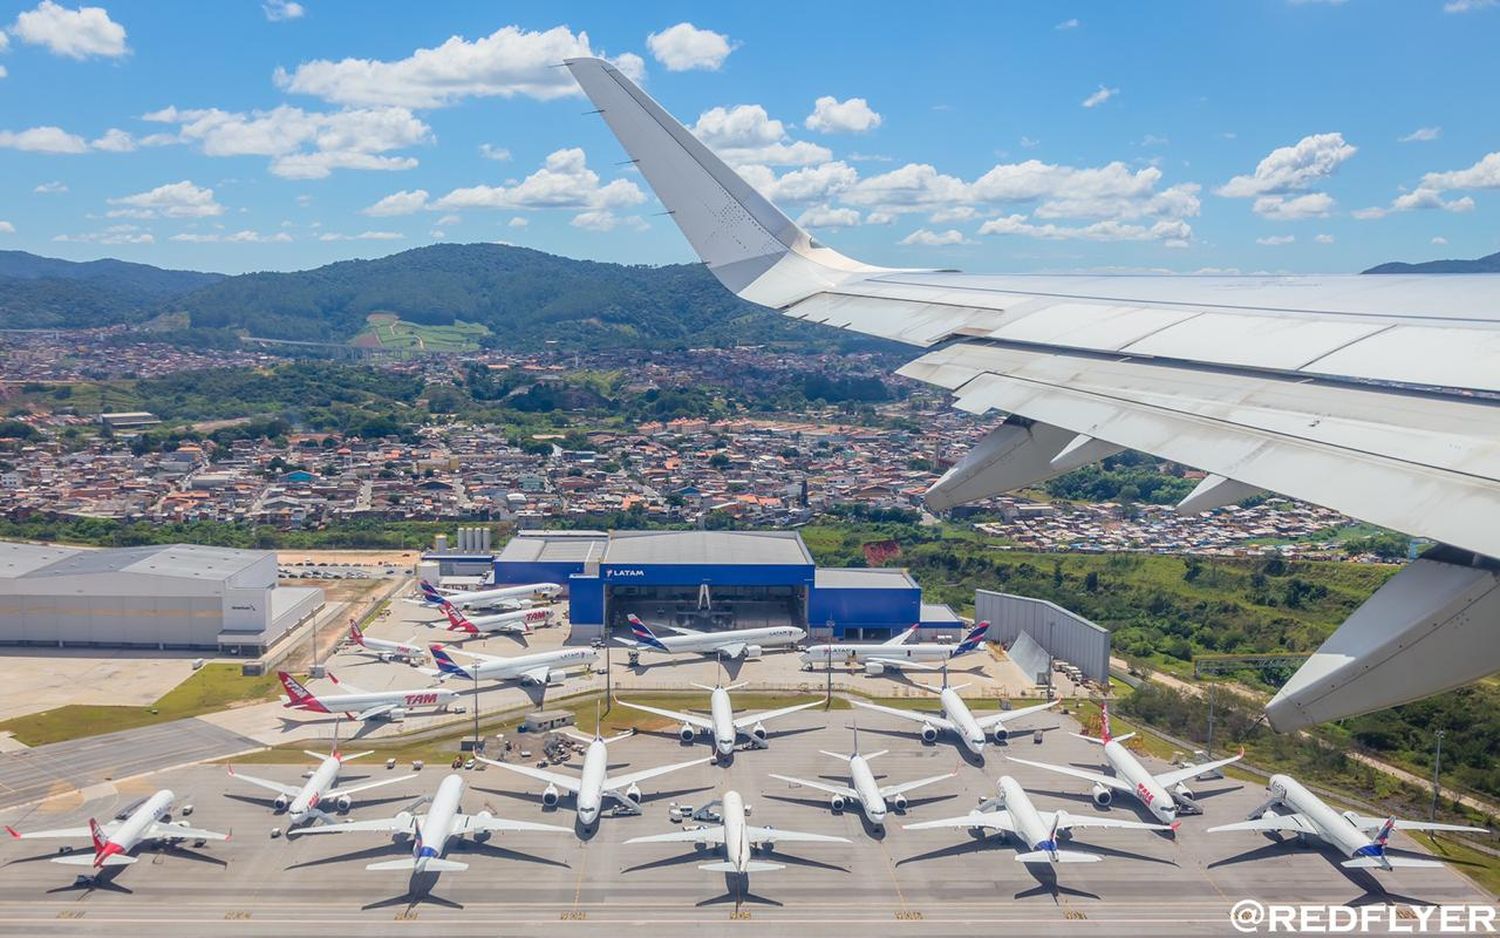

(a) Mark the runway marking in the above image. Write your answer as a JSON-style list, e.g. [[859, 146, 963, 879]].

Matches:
[[569, 832, 589, 914]]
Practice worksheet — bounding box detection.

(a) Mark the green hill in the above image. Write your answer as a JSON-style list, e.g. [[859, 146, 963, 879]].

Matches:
[[1362, 250, 1500, 274], [0, 250, 226, 329]]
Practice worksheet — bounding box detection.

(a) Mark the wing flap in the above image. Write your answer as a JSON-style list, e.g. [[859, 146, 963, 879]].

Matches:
[[617, 700, 713, 730], [478, 759, 582, 794], [851, 700, 953, 731], [904, 810, 1015, 833], [1006, 757, 1133, 793], [1207, 812, 1318, 836], [606, 756, 711, 792], [733, 700, 820, 730], [768, 774, 858, 800]]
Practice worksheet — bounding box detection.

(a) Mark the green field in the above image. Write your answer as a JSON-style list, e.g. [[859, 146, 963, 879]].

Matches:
[[351, 313, 490, 352]]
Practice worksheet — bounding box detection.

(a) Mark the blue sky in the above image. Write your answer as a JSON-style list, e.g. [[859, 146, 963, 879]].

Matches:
[[1, 1, 1497, 275]]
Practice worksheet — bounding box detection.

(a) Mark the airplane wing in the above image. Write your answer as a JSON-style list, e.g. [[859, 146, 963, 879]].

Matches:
[[662, 624, 704, 636], [605, 756, 713, 792], [850, 700, 955, 732], [5, 824, 103, 840], [146, 821, 230, 841], [1153, 750, 1245, 789], [626, 824, 726, 846], [616, 700, 714, 731], [864, 656, 938, 671], [882, 626, 919, 647], [1042, 810, 1173, 833], [1345, 815, 1491, 835], [454, 813, 573, 836], [745, 825, 849, 845], [1006, 757, 1134, 793], [432, 645, 507, 664], [519, 665, 554, 685], [352, 703, 399, 722], [327, 773, 420, 800], [714, 642, 748, 660], [1206, 811, 1320, 836], [226, 767, 300, 798], [904, 810, 1017, 834], [768, 774, 858, 800], [563, 56, 1500, 734], [291, 816, 416, 836], [974, 700, 1060, 731], [732, 700, 821, 730], [476, 759, 582, 795], [880, 772, 957, 798]]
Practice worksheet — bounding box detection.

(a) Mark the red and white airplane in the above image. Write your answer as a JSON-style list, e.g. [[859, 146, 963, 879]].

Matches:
[[277, 670, 459, 722], [228, 733, 416, 828], [348, 621, 425, 663], [436, 600, 551, 638], [417, 578, 561, 611], [6, 788, 229, 872]]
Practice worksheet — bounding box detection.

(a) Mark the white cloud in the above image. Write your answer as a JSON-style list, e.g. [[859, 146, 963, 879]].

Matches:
[[507, 216, 528, 228], [319, 230, 403, 241], [1399, 126, 1441, 143], [433, 147, 646, 213], [10, 1, 127, 59], [362, 189, 429, 216], [865, 211, 895, 225], [263, 0, 304, 21], [1256, 234, 1296, 245], [0, 126, 88, 153], [570, 210, 647, 232], [899, 228, 971, 246], [804, 96, 883, 134], [1217, 132, 1356, 197], [1432, 236, 1448, 245], [1019, 136, 1040, 149], [1252, 191, 1335, 219], [1139, 134, 1169, 147], [0, 30, 8, 52], [740, 161, 858, 203], [0, 65, 7, 79], [1314, 233, 1335, 244], [691, 104, 832, 167], [979, 215, 1191, 244], [171, 229, 292, 243], [1055, 18, 1080, 29], [479, 143, 511, 161], [796, 204, 861, 228], [1444, 0, 1496, 11], [53, 224, 153, 244], [106, 180, 223, 218], [90, 128, 134, 152], [434, 214, 460, 226], [646, 22, 736, 71], [1421, 151, 1500, 191], [929, 206, 982, 224], [1081, 85, 1118, 108], [0, 221, 14, 234], [1354, 186, 1476, 219], [34, 181, 67, 193], [275, 25, 644, 108]]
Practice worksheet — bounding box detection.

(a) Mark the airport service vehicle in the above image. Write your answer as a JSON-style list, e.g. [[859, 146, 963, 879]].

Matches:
[[802, 623, 990, 675], [562, 56, 1500, 731], [852, 670, 1057, 757], [1010, 701, 1244, 823], [617, 681, 820, 759], [424, 642, 597, 687], [480, 726, 709, 827], [348, 621, 425, 663], [227, 733, 416, 827], [616, 614, 804, 661], [1208, 772, 1489, 871], [277, 670, 459, 722], [436, 600, 551, 637], [291, 773, 570, 872], [768, 726, 953, 827], [626, 789, 848, 874], [417, 578, 561, 611], [905, 775, 1174, 864], [5, 789, 228, 871]]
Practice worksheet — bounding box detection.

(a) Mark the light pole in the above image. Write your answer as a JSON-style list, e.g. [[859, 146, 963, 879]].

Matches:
[[1431, 729, 1446, 822], [1206, 683, 1216, 759]]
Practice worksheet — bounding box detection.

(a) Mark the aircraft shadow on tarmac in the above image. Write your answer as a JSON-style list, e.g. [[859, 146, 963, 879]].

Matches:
[[855, 725, 989, 767], [1207, 834, 1480, 908], [471, 784, 714, 842], [696, 873, 784, 908], [896, 830, 1176, 884], [360, 871, 462, 912], [622, 847, 848, 881]]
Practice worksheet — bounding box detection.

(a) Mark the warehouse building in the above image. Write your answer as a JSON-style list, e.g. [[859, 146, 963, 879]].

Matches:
[[0, 541, 322, 655], [493, 529, 962, 643]]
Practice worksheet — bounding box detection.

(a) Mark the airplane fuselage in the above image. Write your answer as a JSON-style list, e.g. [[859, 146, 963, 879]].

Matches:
[[848, 756, 887, 824], [1267, 773, 1378, 860], [800, 641, 971, 667], [939, 688, 988, 755], [430, 582, 561, 609], [106, 789, 177, 861], [289, 757, 342, 823], [1104, 739, 1179, 824], [355, 635, 423, 660], [997, 775, 1056, 855], [709, 687, 738, 755], [722, 789, 752, 873], [577, 738, 609, 825], [642, 626, 805, 657], [288, 687, 458, 716], [413, 774, 465, 871], [462, 646, 598, 683]]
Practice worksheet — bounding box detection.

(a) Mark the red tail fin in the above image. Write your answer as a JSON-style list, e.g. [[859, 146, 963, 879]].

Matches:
[[349, 621, 364, 645], [88, 818, 108, 855], [443, 604, 477, 634], [277, 670, 325, 711], [1099, 700, 1113, 744]]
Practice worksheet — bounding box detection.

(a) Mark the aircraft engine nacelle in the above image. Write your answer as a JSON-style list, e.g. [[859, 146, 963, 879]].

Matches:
[[750, 722, 768, 744], [1172, 782, 1195, 803], [336, 794, 353, 813], [829, 794, 846, 813], [744, 644, 763, 660], [1091, 783, 1113, 807], [386, 708, 407, 722], [920, 722, 939, 744], [393, 810, 415, 840], [679, 722, 697, 743], [992, 725, 1010, 744], [864, 661, 887, 677], [547, 669, 569, 686], [273, 795, 290, 812], [472, 810, 494, 841], [624, 783, 643, 807], [542, 783, 561, 808], [893, 793, 909, 813]]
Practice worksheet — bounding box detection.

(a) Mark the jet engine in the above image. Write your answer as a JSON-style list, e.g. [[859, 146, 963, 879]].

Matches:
[[1091, 783, 1113, 807], [829, 794, 847, 813], [471, 809, 494, 842], [864, 662, 887, 676], [624, 784, 643, 807], [542, 783, 561, 808], [1172, 782, 1195, 803], [336, 794, 353, 813], [992, 725, 1011, 744], [273, 795, 290, 812], [547, 669, 568, 686], [750, 722, 768, 744], [679, 722, 697, 743], [386, 708, 407, 721], [893, 793, 909, 813], [393, 810, 415, 841], [744, 645, 763, 660], [920, 722, 939, 743]]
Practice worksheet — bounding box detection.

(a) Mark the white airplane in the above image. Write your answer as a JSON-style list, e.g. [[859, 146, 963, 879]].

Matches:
[[418, 578, 560, 611], [617, 682, 821, 760], [226, 732, 415, 827], [425, 642, 597, 687], [852, 672, 1059, 757], [5, 789, 229, 870], [768, 726, 954, 827], [479, 725, 710, 827], [278, 670, 459, 722], [563, 57, 1500, 731], [435, 600, 551, 637], [802, 622, 990, 675], [291, 772, 570, 872], [626, 789, 848, 874], [904, 775, 1174, 864], [1208, 772, 1489, 871], [1009, 701, 1244, 824], [618, 614, 804, 661], [348, 621, 425, 663]]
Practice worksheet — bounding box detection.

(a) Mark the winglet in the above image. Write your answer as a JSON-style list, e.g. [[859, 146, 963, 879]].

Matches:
[[4, 825, 20, 839]]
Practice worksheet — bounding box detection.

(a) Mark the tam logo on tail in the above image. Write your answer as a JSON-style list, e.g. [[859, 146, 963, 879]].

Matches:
[[952, 621, 990, 655], [277, 671, 327, 712], [1100, 700, 1113, 744], [349, 622, 365, 645], [442, 604, 477, 634], [88, 818, 110, 856], [628, 614, 668, 650]]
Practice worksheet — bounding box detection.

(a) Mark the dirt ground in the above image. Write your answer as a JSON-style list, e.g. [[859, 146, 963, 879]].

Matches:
[[275, 549, 421, 566]]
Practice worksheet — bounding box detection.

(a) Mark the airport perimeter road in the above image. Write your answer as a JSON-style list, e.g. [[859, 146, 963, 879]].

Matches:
[[0, 710, 1487, 937]]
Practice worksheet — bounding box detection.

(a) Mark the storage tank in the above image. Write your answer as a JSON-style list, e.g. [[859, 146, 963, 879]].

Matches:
[[416, 560, 441, 583], [434, 533, 448, 552], [480, 527, 492, 552]]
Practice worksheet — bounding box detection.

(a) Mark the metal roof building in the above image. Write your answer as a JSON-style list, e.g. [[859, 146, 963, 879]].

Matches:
[[0, 541, 322, 654]]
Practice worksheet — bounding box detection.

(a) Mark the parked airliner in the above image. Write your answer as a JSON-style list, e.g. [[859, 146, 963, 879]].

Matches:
[[768, 726, 953, 828], [278, 671, 459, 722], [617, 681, 820, 759], [617, 614, 804, 660], [802, 623, 990, 675], [6, 789, 228, 872], [626, 788, 848, 875], [853, 671, 1057, 757]]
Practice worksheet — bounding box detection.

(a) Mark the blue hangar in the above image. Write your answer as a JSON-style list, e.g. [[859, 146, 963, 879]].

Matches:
[[491, 529, 963, 643]]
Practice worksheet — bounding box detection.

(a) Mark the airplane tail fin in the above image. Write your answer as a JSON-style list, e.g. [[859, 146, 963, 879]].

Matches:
[[1374, 816, 1397, 846], [428, 645, 467, 677], [349, 621, 364, 645], [952, 622, 990, 656], [628, 614, 669, 651], [88, 818, 108, 856], [1100, 700, 1114, 744], [418, 579, 445, 603], [277, 671, 318, 708], [442, 603, 478, 634], [699, 860, 784, 873]]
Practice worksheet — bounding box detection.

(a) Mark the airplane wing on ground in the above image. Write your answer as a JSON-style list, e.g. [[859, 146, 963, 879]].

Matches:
[[745, 825, 849, 845], [147, 822, 230, 841], [454, 813, 573, 836], [1207, 811, 1320, 836], [433, 645, 508, 664], [351, 703, 399, 722], [713, 642, 748, 660], [879, 772, 957, 798], [605, 756, 713, 793], [291, 815, 416, 836], [327, 773, 420, 800], [850, 700, 955, 732], [519, 666, 553, 685], [662, 625, 704, 636], [767, 774, 858, 800], [562, 55, 1500, 733], [1153, 749, 1245, 789], [1042, 810, 1174, 833], [733, 700, 821, 730], [626, 825, 727, 846], [226, 767, 300, 798], [863, 657, 938, 671], [5, 824, 100, 840], [881, 626, 919, 647], [1345, 815, 1491, 835], [1006, 757, 1134, 793], [476, 759, 583, 794], [904, 810, 1017, 834], [974, 700, 1060, 731], [616, 700, 714, 731]]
